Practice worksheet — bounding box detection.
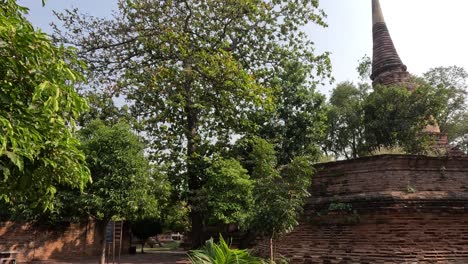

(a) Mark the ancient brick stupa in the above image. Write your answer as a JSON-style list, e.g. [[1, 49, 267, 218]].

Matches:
[[370, 0, 412, 89], [371, 0, 451, 148], [252, 1, 468, 263]]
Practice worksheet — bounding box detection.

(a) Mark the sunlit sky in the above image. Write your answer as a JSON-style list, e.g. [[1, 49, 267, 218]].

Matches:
[[19, 0, 468, 95]]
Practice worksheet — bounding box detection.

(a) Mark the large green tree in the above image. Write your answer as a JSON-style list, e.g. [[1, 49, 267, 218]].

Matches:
[[233, 137, 313, 262], [0, 0, 89, 208], [78, 91, 137, 128], [423, 66, 468, 149], [324, 81, 450, 158], [78, 120, 159, 263], [324, 82, 369, 159], [256, 61, 329, 165], [54, 0, 331, 247], [355, 57, 467, 154], [194, 157, 253, 228], [78, 120, 159, 219], [363, 83, 448, 154]]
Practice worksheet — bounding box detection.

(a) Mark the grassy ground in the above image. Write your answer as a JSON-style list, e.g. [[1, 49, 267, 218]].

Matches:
[[135, 240, 182, 252]]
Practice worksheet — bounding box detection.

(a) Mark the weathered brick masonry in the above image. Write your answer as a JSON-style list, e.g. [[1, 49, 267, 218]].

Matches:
[[254, 155, 468, 263], [0, 221, 130, 263], [254, 1, 468, 262]]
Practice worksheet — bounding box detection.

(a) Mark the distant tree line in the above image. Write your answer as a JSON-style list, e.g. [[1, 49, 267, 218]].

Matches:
[[324, 60, 468, 159]]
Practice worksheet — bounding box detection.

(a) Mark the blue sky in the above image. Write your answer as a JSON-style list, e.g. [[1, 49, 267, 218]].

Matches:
[[18, 0, 468, 95]]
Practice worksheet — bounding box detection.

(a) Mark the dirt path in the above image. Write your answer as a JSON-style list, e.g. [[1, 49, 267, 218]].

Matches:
[[30, 251, 189, 264]]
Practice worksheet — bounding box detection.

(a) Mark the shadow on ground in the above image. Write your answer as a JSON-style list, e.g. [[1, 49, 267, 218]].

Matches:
[[30, 251, 189, 264]]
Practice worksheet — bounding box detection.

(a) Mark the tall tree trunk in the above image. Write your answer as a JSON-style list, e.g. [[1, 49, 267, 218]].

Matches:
[[190, 210, 203, 248], [100, 240, 106, 264], [183, 59, 204, 249], [100, 221, 108, 264], [269, 237, 274, 263], [187, 120, 203, 249], [270, 229, 276, 263], [352, 135, 357, 159], [141, 241, 145, 253], [155, 235, 163, 247]]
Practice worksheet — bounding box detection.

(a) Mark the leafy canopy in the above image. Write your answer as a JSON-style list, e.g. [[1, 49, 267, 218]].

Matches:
[[54, 0, 331, 246], [324, 82, 369, 159], [53, 0, 331, 170], [363, 83, 448, 154], [233, 137, 314, 238], [423, 66, 468, 148], [256, 61, 328, 165], [194, 157, 253, 227], [324, 80, 451, 158], [78, 120, 158, 221], [352, 57, 467, 155], [0, 0, 89, 209]]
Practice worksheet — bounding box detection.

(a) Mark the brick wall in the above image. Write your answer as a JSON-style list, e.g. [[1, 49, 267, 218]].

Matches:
[[256, 211, 468, 264], [254, 155, 468, 263], [311, 155, 468, 199], [0, 220, 130, 263]]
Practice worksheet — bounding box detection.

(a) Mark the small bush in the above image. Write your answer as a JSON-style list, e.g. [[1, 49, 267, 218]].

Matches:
[[188, 235, 264, 264]]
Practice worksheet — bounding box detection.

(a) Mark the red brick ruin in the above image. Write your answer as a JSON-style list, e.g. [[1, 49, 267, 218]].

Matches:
[[0, 221, 131, 263], [255, 155, 468, 263], [254, 0, 468, 263]]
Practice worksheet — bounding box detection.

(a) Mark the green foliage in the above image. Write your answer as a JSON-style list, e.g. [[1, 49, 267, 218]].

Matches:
[[161, 200, 190, 233], [0, 0, 90, 209], [236, 137, 314, 238], [364, 84, 447, 154], [356, 55, 372, 81], [324, 80, 452, 158], [257, 61, 329, 165], [325, 82, 369, 159], [328, 202, 353, 212], [369, 146, 406, 156], [146, 166, 189, 232], [405, 185, 416, 194], [188, 236, 264, 264], [78, 92, 139, 129], [460, 136, 468, 154], [195, 157, 253, 227], [54, 0, 331, 245], [53, 0, 331, 168], [78, 120, 158, 221], [423, 66, 468, 149]]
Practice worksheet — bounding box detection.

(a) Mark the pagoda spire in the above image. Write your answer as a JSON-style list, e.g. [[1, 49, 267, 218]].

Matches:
[[370, 0, 444, 138], [370, 0, 410, 88], [372, 0, 385, 24]]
